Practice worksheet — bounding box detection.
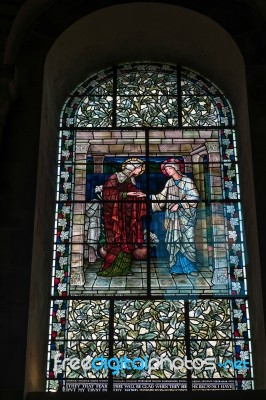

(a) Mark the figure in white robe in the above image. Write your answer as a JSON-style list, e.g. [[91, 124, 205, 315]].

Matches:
[[85, 200, 102, 262], [84, 185, 103, 263], [151, 159, 200, 275]]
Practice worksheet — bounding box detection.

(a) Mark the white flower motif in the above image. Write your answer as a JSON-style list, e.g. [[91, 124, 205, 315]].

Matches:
[[229, 230, 237, 241], [232, 281, 241, 293], [62, 150, 70, 158], [232, 243, 241, 251], [230, 218, 239, 227], [58, 219, 67, 228], [61, 171, 69, 180], [236, 340, 245, 348], [51, 350, 62, 374], [55, 270, 65, 279], [63, 131, 71, 138], [234, 268, 243, 279], [59, 257, 68, 266], [229, 192, 237, 199], [57, 283, 67, 293], [238, 368, 248, 377], [64, 140, 73, 147], [49, 381, 60, 390], [188, 72, 197, 79], [224, 161, 232, 169], [57, 244, 66, 253], [59, 193, 68, 201], [220, 117, 229, 124], [222, 106, 230, 115], [53, 367, 63, 377], [225, 149, 234, 157], [60, 231, 69, 241], [53, 323, 62, 332], [240, 350, 249, 360], [227, 169, 236, 179], [55, 340, 65, 347], [54, 300, 64, 305], [230, 255, 239, 264], [235, 299, 245, 305], [56, 309, 66, 319], [66, 118, 74, 125], [242, 381, 252, 390], [225, 181, 233, 189], [197, 80, 204, 87], [222, 138, 230, 146], [209, 86, 217, 94], [238, 324, 248, 336], [63, 182, 71, 191], [62, 206, 70, 214], [51, 350, 61, 359], [233, 309, 243, 319], [227, 205, 235, 214]]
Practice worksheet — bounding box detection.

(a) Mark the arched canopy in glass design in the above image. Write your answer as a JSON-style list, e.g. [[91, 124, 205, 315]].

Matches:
[[47, 63, 253, 392]]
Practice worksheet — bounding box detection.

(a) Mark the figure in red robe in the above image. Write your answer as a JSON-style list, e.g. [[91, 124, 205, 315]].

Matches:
[[97, 158, 146, 276]]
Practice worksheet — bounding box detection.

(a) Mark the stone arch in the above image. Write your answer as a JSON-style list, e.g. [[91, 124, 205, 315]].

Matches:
[[25, 2, 265, 392]]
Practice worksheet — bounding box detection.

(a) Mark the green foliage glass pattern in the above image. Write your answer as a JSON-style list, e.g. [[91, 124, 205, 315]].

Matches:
[[114, 300, 185, 340], [60, 63, 234, 128], [116, 96, 179, 127], [47, 63, 253, 392]]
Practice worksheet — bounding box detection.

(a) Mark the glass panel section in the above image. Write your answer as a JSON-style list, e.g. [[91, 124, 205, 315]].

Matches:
[[48, 64, 252, 392], [114, 300, 185, 340], [182, 95, 218, 126], [46, 299, 253, 391], [116, 96, 178, 127], [74, 68, 113, 96], [181, 69, 234, 127], [76, 96, 113, 127], [117, 63, 177, 96], [53, 130, 247, 297]]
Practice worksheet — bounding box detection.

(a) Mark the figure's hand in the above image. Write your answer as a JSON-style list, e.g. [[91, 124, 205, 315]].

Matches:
[[169, 203, 179, 212], [135, 191, 146, 197], [127, 191, 140, 196], [127, 191, 146, 197]]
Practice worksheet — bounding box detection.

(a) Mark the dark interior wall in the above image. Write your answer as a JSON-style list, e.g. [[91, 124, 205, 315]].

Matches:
[[0, 1, 266, 399]]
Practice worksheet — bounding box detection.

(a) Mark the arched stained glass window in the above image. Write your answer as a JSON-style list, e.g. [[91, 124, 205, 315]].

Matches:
[[47, 63, 253, 392]]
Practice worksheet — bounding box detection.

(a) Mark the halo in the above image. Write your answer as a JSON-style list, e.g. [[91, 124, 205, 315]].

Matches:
[[122, 157, 145, 175], [160, 158, 185, 176]]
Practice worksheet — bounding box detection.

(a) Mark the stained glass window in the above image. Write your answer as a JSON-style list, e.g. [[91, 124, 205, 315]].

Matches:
[[47, 63, 253, 392]]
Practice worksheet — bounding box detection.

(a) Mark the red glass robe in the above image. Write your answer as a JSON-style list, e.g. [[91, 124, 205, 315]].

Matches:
[[101, 173, 146, 271]]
